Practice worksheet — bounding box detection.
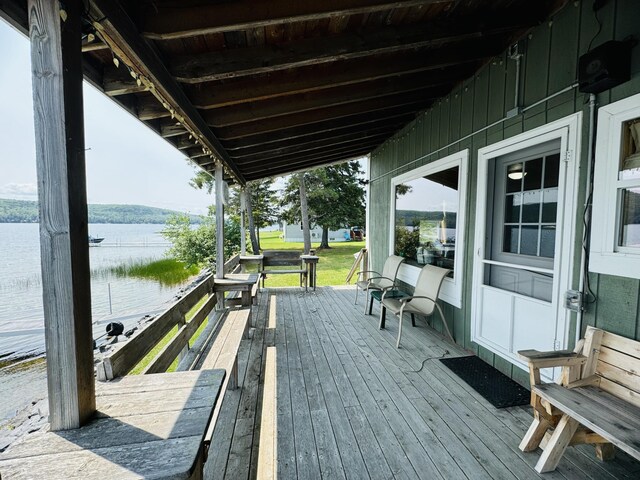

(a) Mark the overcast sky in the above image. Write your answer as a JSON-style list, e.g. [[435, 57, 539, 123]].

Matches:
[[0, 20, 215, 215]]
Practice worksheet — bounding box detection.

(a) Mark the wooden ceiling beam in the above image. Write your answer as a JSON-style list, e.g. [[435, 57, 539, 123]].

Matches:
[[139, 0, 451, 40], [207, 84, 447, 128], [221, 111, 417, 150], [160, 122, 188, 138], [234, 132, 392, 165], [212, 92, 433, 139], [181, 42, 498, 108], [172, 16, 527, 83], [239, 143, 379, 174], [241, 149, 374, 181], [90, 0, 245, 183], [103, 67, 149, 96], [229, 124, 405, 158]]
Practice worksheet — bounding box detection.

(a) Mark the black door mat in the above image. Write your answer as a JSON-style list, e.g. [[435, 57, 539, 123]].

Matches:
[[440, 356, 530, 408]]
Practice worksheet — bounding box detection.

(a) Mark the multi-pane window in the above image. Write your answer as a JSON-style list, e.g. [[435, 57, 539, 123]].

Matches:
[[617, 118, 640, 249], [502, 153, 560, 258]]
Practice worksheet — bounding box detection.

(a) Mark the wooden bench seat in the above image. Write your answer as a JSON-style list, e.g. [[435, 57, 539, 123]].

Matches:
[[0, 370, 225, 480], [518, 326, 640, 473], [200, 307, 251, 444], [533, 383, 640, 459]]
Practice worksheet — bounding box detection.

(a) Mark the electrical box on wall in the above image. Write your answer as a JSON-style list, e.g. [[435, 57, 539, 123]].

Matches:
[[578, 40, 633, 94], [564, 290, 583, 312]]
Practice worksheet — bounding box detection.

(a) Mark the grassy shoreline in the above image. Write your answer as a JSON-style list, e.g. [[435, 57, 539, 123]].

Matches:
[[109, 258, 200, 286]]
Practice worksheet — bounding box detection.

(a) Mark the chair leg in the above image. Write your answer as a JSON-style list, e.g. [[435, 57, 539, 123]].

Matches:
[[396, 312, 403, 348], [364, 288, 370, 315], [435, 303, 454, 343], [411, 313, 416, 327], [355, 286, 359, 305], [368, 295, 374, 315], [535, 415, 579, 473], [379, 305, 386, 329]]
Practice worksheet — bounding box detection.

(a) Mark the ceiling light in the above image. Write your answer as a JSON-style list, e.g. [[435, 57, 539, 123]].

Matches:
[[507, 163, 527, 180]]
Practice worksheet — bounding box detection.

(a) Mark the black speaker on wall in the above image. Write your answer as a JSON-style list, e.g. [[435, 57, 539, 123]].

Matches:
[[578, 40, 633, 94]]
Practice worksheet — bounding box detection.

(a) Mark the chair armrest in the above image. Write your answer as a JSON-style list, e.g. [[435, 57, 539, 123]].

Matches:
[[517, 350, 587, 369], [399, 295, 437, 304]]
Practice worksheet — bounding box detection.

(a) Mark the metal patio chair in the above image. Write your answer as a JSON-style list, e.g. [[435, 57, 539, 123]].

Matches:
[[354, 254, 404, 314], [379, 264, 452, 348]]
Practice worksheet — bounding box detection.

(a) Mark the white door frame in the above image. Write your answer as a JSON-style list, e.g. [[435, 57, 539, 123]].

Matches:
[[471, 113, 582, 373]]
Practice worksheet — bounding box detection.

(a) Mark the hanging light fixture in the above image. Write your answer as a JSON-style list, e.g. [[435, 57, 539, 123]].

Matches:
[[508, 163, 527, 180]]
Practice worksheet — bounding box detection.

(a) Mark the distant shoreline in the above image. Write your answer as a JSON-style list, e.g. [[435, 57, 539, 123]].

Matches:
[[0, 199, 203, 224]]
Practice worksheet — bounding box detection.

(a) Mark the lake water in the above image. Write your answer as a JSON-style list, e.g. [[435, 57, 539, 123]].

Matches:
[[0, 223, 185, 423]]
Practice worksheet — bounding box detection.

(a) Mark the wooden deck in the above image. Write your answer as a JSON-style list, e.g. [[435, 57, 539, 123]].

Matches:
[[206, 286, 640, 479]]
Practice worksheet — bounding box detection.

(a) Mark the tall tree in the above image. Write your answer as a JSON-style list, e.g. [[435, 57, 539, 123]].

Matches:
[[281, 161, 366, 249]]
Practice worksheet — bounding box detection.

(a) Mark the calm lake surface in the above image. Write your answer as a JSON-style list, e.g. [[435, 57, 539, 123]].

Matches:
[[0, 223, 184, 422]]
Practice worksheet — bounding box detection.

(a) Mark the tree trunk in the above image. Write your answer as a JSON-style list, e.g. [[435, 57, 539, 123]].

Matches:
[[320, 225, 331, 249], [257, 226, 261, 250], [245, 185, 260, 254], [298, 172, 312, 254]]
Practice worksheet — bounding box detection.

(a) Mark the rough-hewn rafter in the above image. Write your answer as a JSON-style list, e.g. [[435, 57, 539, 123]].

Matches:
[[90, 0, 245, 183], [229, 124, 404, 158], [171, 16, 526, 83], [140, 0, 451, 40], [234, 133, 391, 165], [207, 85, 447, 128], [212, 92, 432, 139], [221, 112, 417, 150]]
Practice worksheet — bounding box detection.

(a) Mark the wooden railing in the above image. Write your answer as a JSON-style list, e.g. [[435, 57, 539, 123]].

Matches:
[[96, 254, 244, 381]]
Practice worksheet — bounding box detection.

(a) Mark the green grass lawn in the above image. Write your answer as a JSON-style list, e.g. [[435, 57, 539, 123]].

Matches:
[[253, 230, 365, 287]]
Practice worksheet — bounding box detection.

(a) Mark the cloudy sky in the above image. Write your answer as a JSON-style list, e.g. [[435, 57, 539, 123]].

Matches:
[[0, 20, 215, 215]]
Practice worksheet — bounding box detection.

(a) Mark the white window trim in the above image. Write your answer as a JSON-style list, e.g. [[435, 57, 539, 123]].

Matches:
[[470, 112, 582, 376], [389, 150, 469, 308], [590, 92, 640, 279]]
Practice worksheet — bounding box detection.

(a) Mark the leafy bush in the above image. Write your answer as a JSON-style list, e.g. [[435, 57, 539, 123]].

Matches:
[[162, 212, 242, 270], [394, 227, 420, 259]]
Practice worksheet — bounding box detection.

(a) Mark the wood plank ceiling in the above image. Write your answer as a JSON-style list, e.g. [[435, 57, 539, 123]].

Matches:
[[1, 0, 569, 185]]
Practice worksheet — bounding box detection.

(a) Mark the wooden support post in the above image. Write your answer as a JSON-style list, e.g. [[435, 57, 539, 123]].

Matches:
[[240, 188, 247, 257], [28, 0, 95, 430], [215, 163, 225, 307]]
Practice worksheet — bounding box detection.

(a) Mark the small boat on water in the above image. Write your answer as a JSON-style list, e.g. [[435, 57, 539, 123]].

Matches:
[[89, 235, 105, 246]]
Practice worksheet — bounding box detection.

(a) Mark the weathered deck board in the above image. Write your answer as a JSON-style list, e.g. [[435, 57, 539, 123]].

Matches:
[[207, 287, 640, 479]]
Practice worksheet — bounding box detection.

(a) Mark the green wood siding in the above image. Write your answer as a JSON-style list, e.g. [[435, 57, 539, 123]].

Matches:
[[368, 0, 640, 385]]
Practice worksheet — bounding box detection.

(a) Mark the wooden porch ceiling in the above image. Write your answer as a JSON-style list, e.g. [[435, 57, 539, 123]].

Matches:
[[1, 0, 570, 185]]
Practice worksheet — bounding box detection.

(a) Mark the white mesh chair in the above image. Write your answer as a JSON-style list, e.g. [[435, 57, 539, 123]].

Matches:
[[355, 255, 404, 314], [379, 264, 452, 348]]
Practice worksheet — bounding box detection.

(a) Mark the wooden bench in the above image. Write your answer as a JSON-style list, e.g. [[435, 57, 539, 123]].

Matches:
[[0, 370, 225, 479], [0, 270, 251, 480], [518, 326, 640, 473], [221, 273, 260, 308], [199, 307, 251, 445], [259, 250, 308, 289]]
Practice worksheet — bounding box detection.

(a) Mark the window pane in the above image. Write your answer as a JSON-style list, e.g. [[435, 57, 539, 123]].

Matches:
[[619, 188, 640, 247], [506, 163, 524, 193], [541, 188, 558, 223], [619, 119, 640, 180], [503, 226, 519, 253], [504, 194, 521, 223], [540, 226, 556, 258], [544, 154, 560, 188], [521, 191, 542, 223], [520, 226, 539, 256], [523, 158, 543, 191], [394, 166, 459, 274]]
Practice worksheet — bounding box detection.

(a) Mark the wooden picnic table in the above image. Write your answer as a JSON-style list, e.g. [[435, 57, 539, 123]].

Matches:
[[0, 369, 225, 480]]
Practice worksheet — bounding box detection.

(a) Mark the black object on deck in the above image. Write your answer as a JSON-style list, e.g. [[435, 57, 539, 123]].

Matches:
[[440, 355, 530, 408]]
